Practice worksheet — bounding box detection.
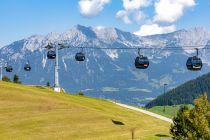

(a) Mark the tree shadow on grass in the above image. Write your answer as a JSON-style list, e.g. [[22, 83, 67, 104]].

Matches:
[[155, 134, 170, 137], [111, 120, 125, 125]]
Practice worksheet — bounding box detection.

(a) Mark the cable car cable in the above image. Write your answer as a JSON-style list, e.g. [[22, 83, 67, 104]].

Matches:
[[56, 45, 210, 50]]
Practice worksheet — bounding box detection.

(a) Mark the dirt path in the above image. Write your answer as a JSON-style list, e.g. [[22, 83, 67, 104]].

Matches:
[[114, 102, 173, 124]]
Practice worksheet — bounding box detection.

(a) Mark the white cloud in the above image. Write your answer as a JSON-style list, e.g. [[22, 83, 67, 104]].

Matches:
[[116, 10, 132, 24], [133, 0, 195, 37], [78, 0, 111, 17], [134, 23, 176, 36], [123, 0, 150, 10], [116, 0, 150, 24], [133, 11, 145, 22], [154, 0, 196, 23]]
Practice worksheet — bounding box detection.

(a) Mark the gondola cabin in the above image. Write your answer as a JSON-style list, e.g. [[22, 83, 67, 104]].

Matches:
[[75, 52, 85, 62], [24, 64, 31, 71], [47, 50, 56, 59], [186, 56, 202, 71], [5, 65, 13, 72], [135, 56, 149, 69]]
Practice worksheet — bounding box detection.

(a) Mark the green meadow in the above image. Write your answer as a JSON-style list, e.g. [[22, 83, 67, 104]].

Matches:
[[0, 81, 170, 140]]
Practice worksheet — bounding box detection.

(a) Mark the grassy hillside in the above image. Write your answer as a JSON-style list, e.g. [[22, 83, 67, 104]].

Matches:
[[0, 81, 171, 140], [148, 105, 194, 119]]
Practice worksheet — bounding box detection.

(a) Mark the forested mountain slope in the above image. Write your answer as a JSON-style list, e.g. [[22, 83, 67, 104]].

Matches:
[[146, 72, 210, 108]]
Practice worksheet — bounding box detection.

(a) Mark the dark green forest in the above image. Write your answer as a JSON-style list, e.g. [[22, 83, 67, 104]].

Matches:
[[146, 72, 210, 108]]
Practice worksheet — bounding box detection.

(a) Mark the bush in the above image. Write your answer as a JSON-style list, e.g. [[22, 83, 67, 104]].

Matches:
[[170, 94, 210, 139], [77, 92, 84, 96], [2, 76, 11, 82]]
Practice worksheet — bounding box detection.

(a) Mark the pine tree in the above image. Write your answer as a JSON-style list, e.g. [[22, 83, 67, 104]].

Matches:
[[46, 82, 50, 87], [13, 74, 21, 84], [170, 105, 190, 139]]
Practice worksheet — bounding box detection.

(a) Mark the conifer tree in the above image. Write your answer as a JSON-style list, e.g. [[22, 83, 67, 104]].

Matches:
[[13, 74, 21, 84]]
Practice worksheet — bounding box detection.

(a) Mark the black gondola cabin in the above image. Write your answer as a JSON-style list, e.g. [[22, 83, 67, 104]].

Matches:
[[24, 64, 31, 71], [47, 50, 56, 59], [5, 65, 13, 72], [186, 56, 202, 71], [75, 52, 85, 62], [135, 56, 149, 69]]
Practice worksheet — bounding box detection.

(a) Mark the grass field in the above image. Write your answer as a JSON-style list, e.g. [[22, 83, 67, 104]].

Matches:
[[0, 81, 171, 140], [148, 105, 194, 119]]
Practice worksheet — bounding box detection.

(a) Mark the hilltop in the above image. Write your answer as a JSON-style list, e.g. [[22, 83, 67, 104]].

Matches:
[[0, 82, 170, 140]]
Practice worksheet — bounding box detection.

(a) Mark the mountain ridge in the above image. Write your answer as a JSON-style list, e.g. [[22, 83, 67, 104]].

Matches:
[[4, 25, 210, 49], [1, 25, 210, 106]]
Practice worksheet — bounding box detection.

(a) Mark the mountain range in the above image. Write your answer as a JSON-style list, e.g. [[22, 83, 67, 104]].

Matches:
[[1, 25, 210, 106]]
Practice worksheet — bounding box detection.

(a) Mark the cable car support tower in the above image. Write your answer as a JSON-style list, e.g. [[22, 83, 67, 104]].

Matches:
[[0, 63, 3, 81], [0, 61, 6, 80], [45, 43, 68, 93], [54, 44, 60, 92]]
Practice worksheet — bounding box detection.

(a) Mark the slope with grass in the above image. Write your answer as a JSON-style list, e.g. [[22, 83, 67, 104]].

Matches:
[[148, 105, 194, 119], [0, 82, 170, 140]]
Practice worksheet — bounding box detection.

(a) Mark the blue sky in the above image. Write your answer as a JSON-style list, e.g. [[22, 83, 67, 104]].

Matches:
[[0, 0, 210, 47]]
